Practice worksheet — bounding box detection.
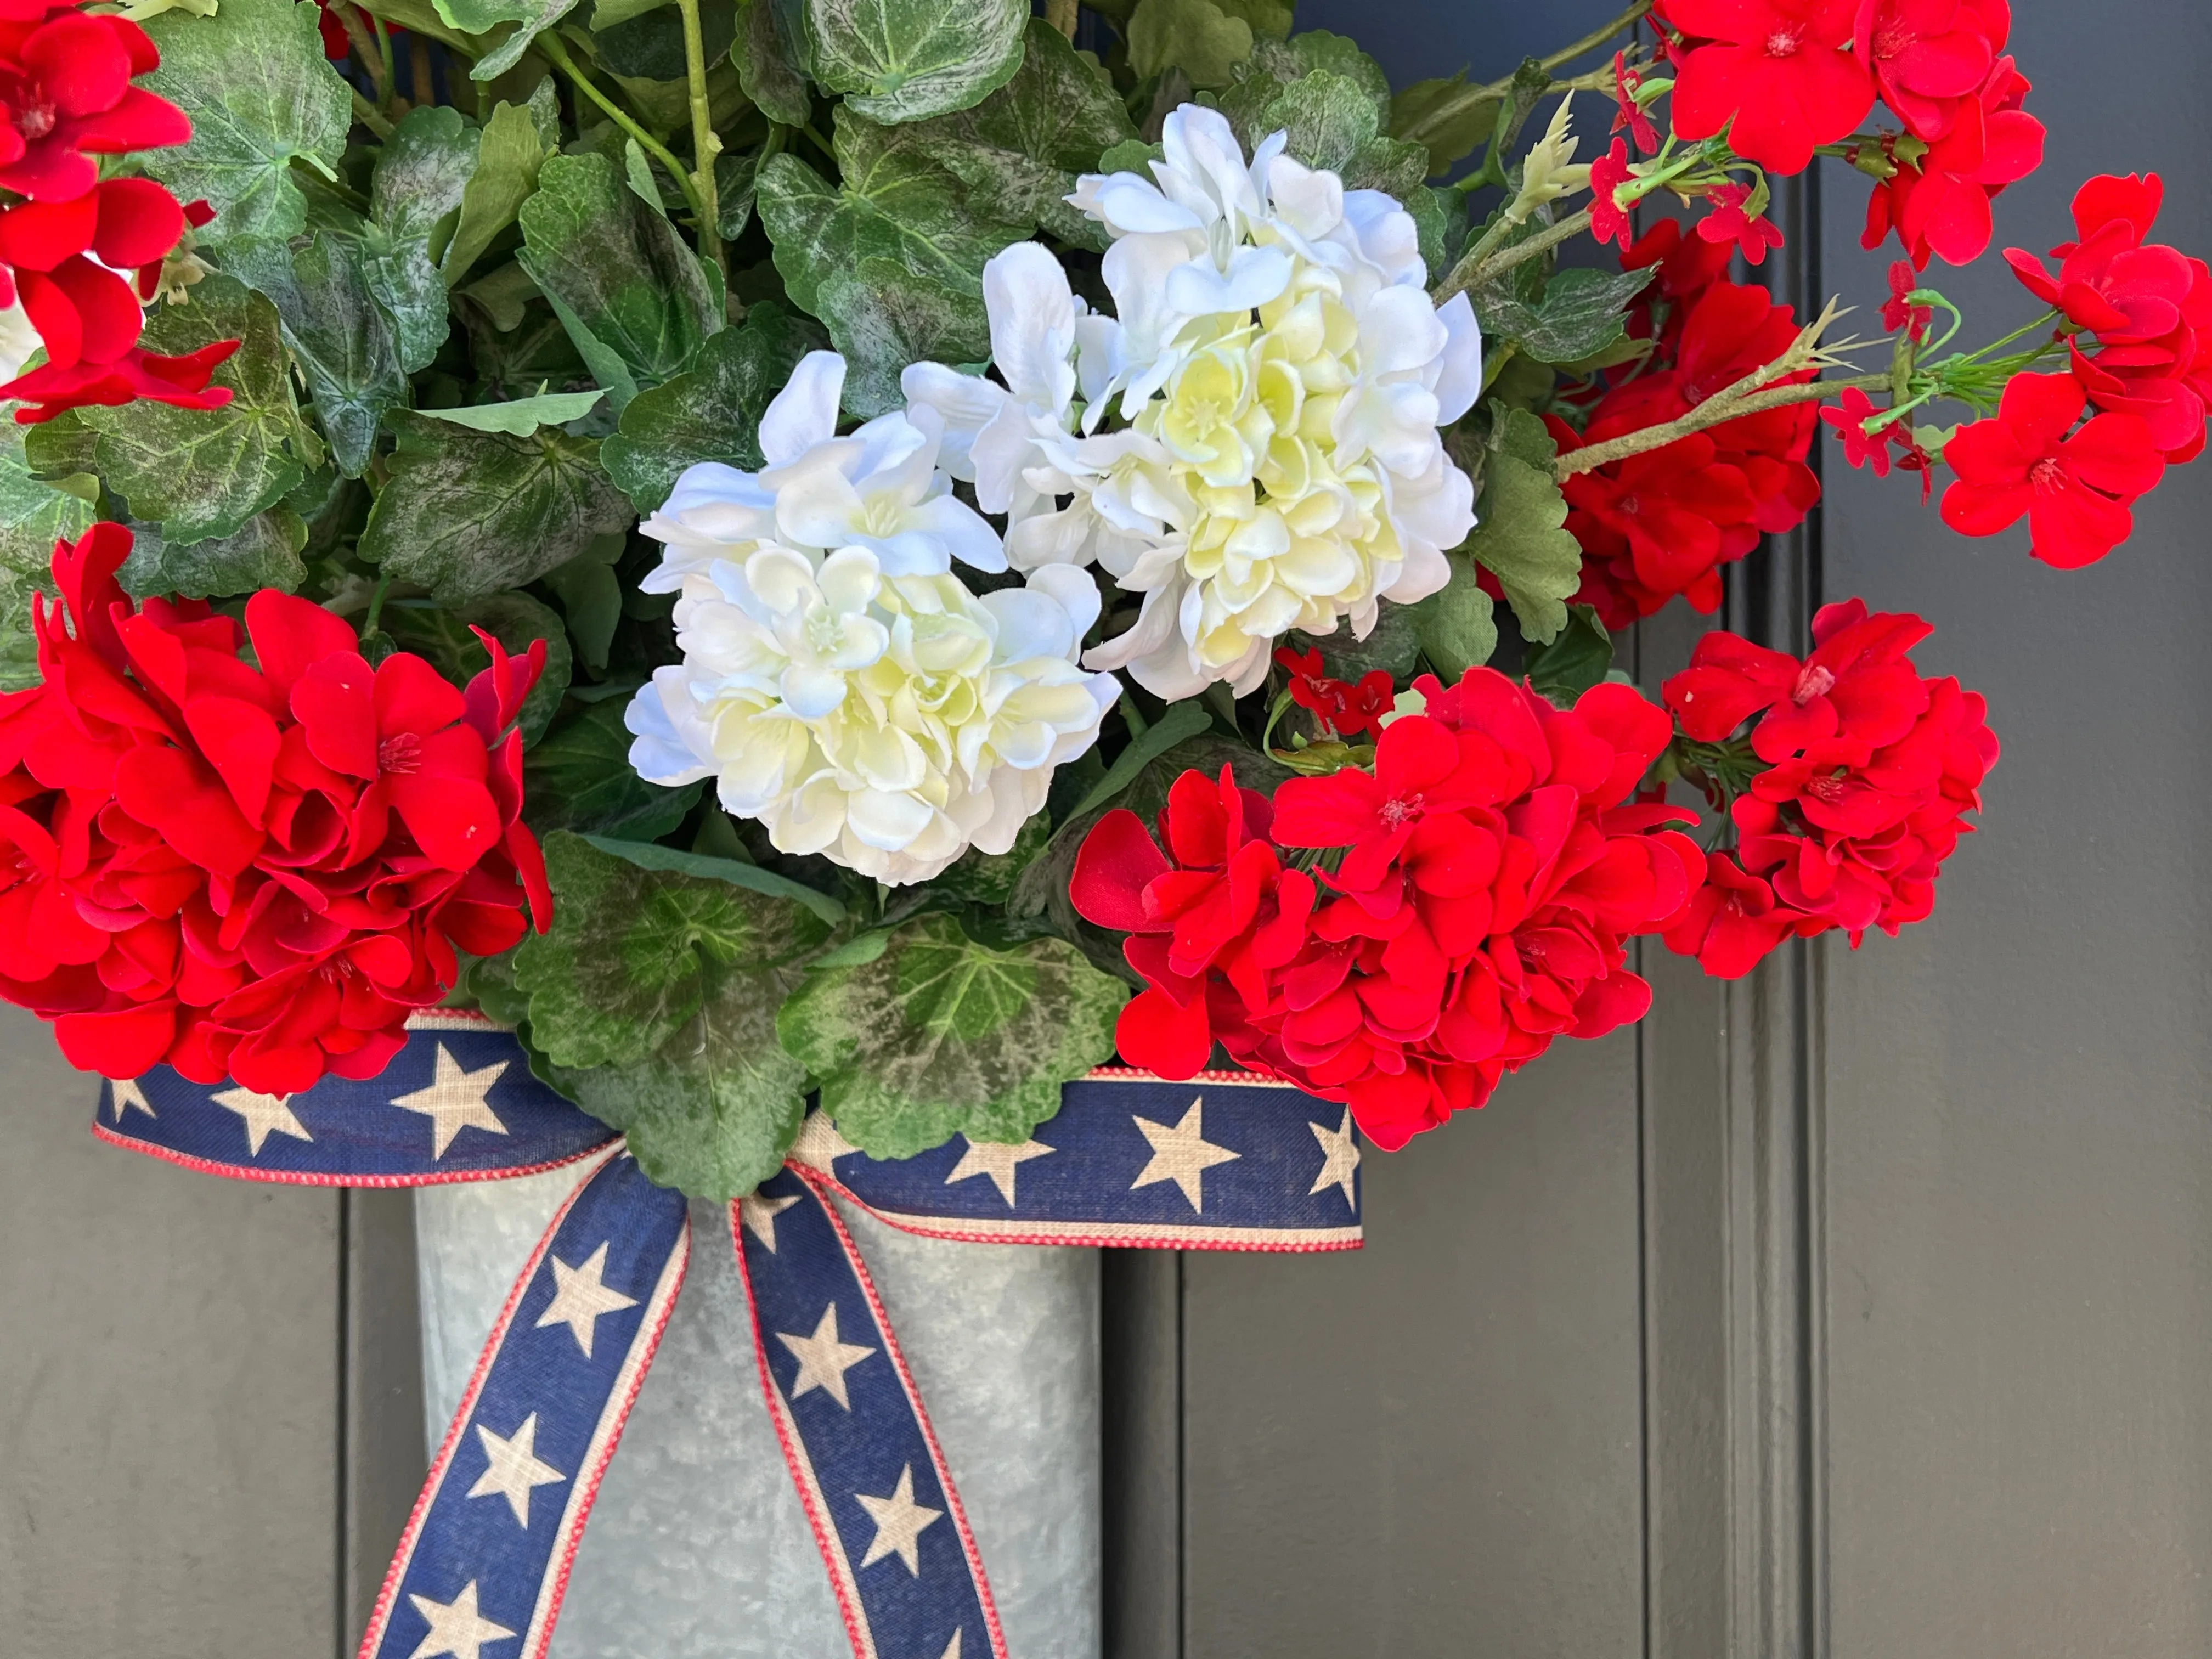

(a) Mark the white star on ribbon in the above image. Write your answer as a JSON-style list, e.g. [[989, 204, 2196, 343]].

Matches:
[[943, 1134, 1054, 1206], [776, 1302, 875, 1410], [211, 1085, 312, 1158], [1307, 1109, 1359, 1210], [1131, 1097, 1239, 1212], [391, 1045, 510, 1159], [534, 1242, 637, 1358], [739, 1189, 801, 1252], [855, 1462, 943, 1576], [109, 1078, 155, 1123], [466, 1412, 566, 1528], [404, 1580, 514, 1659], [939, 1631, 963, 1659], [788, 1110, 860, 1171]]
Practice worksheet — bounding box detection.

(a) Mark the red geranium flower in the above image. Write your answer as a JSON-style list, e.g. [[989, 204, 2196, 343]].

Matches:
[[1663, 852, 1819, 978], [0, 337, 236, 422], [1696, 181, 1786, 263], [1663, 597, 1934, 760], [1883, 259, 1934, 340], [1854, 0, 2008, 141], [1611, 49, 1658, 153], [1622, 218, 1736, 349], [0, 9, 190, 201], [1863, 54, 2042, 266], [1272, 646, 1395, 740], [1589, 137, 1635, 251], [1939, 371, 2165, 567], [0, 523, 551, 1089], [1662, 0, 1874, 176], [1821, 386, 1911, 476]]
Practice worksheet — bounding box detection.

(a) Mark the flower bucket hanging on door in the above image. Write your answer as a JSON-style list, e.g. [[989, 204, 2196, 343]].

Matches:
[[2, 0, 2193, 1648]]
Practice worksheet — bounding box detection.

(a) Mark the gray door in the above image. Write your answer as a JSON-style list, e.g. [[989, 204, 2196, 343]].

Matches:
[[7, 2, 2212, 1656]]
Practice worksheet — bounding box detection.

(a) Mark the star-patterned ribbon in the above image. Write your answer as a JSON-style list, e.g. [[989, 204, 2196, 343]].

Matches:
[[93, 1013, 1362, 1659]]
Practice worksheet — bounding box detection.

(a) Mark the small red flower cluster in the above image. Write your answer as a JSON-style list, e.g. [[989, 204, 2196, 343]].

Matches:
[[1072, 671, 1705, 1149], [0, 1, 228, 422], [1273, 646, 1393, 740], [0, 523, 551, 1091], [1548, 276, 1820, 629], [1652, 0, 2040, 268], [1659, 600, 1997, 977]]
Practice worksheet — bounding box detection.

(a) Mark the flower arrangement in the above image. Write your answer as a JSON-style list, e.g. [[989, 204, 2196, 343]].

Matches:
[[0, 0, 2187, 1188]]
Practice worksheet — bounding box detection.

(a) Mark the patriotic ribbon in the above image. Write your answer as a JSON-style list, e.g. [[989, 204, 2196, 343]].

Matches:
[[93, 1012, 1362, 1659]]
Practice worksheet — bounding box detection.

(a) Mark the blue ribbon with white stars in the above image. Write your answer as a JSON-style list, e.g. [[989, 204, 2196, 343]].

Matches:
[[92, 1014, 1361, 1659]]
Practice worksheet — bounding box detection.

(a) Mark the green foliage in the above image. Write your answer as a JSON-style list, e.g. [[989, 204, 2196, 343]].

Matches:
[[358, 410, 634, 603], [1522, 605, 1616, 708], [799, 0, 1028, 125], [416, 390, 608, 435], [518, 153, 725, 414], [1390, 72, 1495, 175], [1462, 405, 1583, 646], [1126, 0, 1252, 88], [816, 258, 986, 418], [436, 0, 584, 78], [524, 698, 704, 839], [776, 912, 1123, 1158], [117, 509, 309, 600], [0, 427, 93, 590], [443, 91, 554, 283], [732, 0, 813, 126], [141, 0, 352, 242], [1410, 552, 1498, 680], [600, 302, 827, 511], [515, 831, 832, 1196], [79, 275, 322, 545], [1477, 263, 1654, 368]]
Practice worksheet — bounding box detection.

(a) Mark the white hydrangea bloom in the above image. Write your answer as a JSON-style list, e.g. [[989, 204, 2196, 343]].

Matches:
[[625, 545, 1119, 887], [637, 350, 1004, 594], [1047, 104, 1484, 699]]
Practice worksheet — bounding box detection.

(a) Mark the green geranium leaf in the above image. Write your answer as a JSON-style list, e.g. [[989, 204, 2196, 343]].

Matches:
[[437, 0, 584, 78], [601, 300, 826, 512], [0, 427, 93, 588], [1522, 605, 1615, 708], [374, 105, 480, 245], [443, 93, 551, 283], [358, 409, 634, 603], [80, 275, 318, 544], [909, 17, 1136, 249], [1218, 31, 1387, 149], [1126, 0, 1251, 87], [1464, 405, 1581, 646], [525, 698, 704, 839], [117, 507, 308, 599], [515, 831, 831, 1197], [1477, 264, 1654, 367], [932, 811, 1051, 905], [380, 590, 574, 743], [519, 153, 723, 414], [595, 0, 736, 76], [416, 389, 607, 435], [732, 0, 812, 126], [801, 0, 1026, 125], [141, 0, 352, 242], [540, 532, 624, 672], [1409, 550, 1497, 680], [776, 912, 1122, 1159], [757, 110, 1023, 317], [816, 258, 986, 419]]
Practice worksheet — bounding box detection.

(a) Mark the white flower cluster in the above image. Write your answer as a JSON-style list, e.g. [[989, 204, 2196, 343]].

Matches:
[[625, 352, 1119, 885], [905, 104, 1483, 698]]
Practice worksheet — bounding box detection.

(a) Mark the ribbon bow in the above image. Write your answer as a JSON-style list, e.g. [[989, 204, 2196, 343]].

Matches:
[[95, 1011, 1362, 1659]]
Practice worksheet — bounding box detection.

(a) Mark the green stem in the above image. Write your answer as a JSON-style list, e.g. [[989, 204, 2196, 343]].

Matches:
[[1399, 0, 1653, 154], [1555, 371, 1892, 477], [673, 0, 725, 274], [362, 572, 392, 640], [351, 88, 395, 140], [1120, 696, 1149, 740], [1956, 307, 2063, 365], [540, 35, 702, 219], [1434, 206, 1593, 303], [369, 9, 396, 112]]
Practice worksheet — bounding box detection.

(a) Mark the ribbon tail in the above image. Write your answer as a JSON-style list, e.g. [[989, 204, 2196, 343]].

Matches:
[[732, 1166, 1010, 1659], [357, 1148, 691, 1659]]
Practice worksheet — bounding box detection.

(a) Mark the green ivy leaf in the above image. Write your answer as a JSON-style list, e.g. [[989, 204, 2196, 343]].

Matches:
[[436, 0, 584, 78], [373, 105, 481, 246], [1126, 0, 1252, 87], [1476, 264, 1654, 367], [514, 831, 831, 1197], [443, 91, 552, 283], [756, 109, 1024, 317], [816, 257, 986, 419], [731, 0, 812, 126], [1217, 31, 1388, 148], [117, 507, 308, 599], [358, 409, 634, 603], [1409, 551, 1497, 680], [800, 0, 1026, 125], [0, 577, 38, 691], [600, 300, 826, 512], [776, 912, 1122, 1159], [141, 0, 352, 242], [1522, 605, 1616, 707], [79, 275, 318, 545], [518, 153, 724, 414], [1389, 72, 1495, 176], [415, 389, 607, 435], [539, 532, 625, 672], [1464, 405, 1582, 646], [381, 590, 574, 743], [524, 697, 703, 839], [0, 427, 93, 588], [595, 0, 736, 76], [907, 17, 1137, 249]]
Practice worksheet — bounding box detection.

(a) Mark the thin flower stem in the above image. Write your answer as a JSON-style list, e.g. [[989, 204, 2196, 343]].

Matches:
[[1398, 0, 1653, 158], [362, 572, 391, 640], [369, 8, 397, 114], [1554, 371, 1892, 477], [674, 0, 725, 274], [329, 0, 384, 98], [1434, 206, 1593, 303], [540, 35, 703, 219], [351, 88, 396, 139]]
